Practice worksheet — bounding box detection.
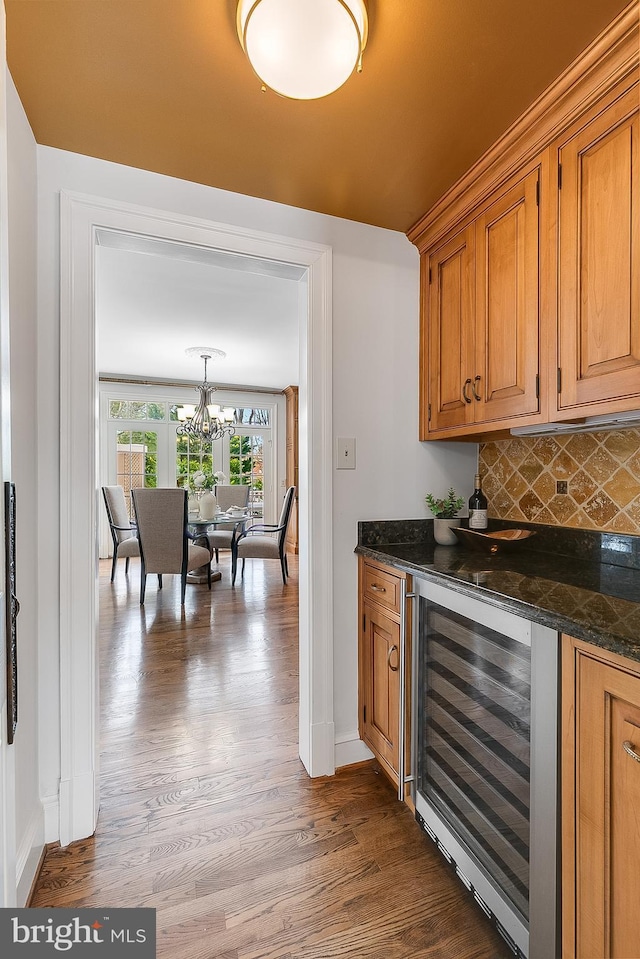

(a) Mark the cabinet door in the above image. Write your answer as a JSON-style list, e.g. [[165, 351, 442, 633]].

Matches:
[[557, 85, 640, 413], [574, 652, 640, 958], [475, 168, 541, 423], [362, 601, 401, 779], [426, 224, 475, 432]]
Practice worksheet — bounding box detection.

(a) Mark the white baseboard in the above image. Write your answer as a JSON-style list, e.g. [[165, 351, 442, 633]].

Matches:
[[334, 731, 374, 769], [16, 805, 45, 906], [42, 793, 59, 844]]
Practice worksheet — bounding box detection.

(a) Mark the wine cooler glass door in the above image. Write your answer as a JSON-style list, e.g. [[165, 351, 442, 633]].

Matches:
[[414, 579, 558, 959]]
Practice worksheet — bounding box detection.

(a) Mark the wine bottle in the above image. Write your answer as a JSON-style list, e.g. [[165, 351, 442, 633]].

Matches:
[[468, 473, 488, 530]]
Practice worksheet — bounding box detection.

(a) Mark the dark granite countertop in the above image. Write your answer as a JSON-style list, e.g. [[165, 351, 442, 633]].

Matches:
[[356, 519, 640, 663]]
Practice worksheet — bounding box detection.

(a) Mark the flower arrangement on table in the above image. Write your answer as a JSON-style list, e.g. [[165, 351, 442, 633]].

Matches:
[[189, 470, 227, 491], [425, 487, 464, 518]]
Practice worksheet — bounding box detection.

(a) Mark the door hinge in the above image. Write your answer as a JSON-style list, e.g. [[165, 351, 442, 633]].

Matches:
[[363, 705, 366, 724], [536, 180, 540, 206], [535, 373, 540, 399], [557, 367, 562, 394], [428, 266, 432, 284], [363, 612, 366, 631], [558, 164, 562, 189], [428, 403, 432, 423]]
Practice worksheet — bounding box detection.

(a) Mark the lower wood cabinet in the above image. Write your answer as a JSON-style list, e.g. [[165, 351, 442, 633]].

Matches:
[[358, 556, 412, 798], [562, 635, 640, 958]]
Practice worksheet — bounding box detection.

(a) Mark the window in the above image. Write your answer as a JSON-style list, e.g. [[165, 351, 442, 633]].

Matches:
[[176, 434, 216, 489], [109, 400, 166, 421], [116, 430, 158, 516], [235, 407, 270, 426], [230, 433, 265, 517]]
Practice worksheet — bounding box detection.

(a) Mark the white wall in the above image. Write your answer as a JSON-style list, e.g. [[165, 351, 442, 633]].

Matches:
[[36, 147, 476, 826], [6, 73, 43, 901]]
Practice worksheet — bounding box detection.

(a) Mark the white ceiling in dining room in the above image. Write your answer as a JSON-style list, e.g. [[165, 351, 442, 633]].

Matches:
[[95, 237, 302, 391]]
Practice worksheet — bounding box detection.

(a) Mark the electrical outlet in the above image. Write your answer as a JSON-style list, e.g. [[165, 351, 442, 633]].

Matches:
[[556, 480, 568, 494]]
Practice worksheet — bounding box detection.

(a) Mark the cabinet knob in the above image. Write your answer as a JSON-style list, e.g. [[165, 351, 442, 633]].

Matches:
[[622, 740, 640, 763], [387, 645, 399, 671], [462, 378, 472, 404]]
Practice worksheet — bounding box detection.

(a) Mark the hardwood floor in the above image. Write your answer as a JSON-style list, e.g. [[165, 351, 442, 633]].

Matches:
[[31, 554, 511, 958]]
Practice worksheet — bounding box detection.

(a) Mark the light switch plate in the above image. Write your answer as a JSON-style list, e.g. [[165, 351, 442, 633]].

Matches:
[[336, 437, 356, 469]]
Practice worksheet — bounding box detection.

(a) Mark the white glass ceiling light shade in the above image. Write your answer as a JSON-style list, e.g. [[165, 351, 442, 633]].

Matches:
[[237, 0, 368, 100]]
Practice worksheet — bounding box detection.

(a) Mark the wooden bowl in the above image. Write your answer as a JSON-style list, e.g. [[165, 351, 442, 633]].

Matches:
[[452, 527, 535, 554]]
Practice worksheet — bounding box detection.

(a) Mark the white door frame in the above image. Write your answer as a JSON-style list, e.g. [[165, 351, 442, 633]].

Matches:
[[59, 191, 334, 846], [0, 2, 17, 901]]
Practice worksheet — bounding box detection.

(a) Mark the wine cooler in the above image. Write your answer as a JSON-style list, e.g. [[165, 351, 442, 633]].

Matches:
[[413, 579, 559, 959]]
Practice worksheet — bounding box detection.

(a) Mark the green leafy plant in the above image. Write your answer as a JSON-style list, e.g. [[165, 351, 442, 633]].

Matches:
[[425, 487, 464, 519]]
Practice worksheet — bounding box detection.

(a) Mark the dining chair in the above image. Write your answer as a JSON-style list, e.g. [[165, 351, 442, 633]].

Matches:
[[231, 486, 296, 586], [131, 488, 212, 605], [102, 485, 140, 582], [208, 484, 251, 562]]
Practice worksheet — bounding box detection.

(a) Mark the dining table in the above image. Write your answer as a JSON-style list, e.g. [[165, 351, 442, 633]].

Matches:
[[186, 510, 251, 584]]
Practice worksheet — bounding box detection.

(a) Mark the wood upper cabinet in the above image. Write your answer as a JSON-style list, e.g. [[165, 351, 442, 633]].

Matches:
[[556, 83, 640, 418], [424, 164, 542, 437], [562, 636, 640, 958], [411, 10, 640, 440], [475, 169, 541, 423], [426, 224, 475, 432], [358, 556, 411, 793]]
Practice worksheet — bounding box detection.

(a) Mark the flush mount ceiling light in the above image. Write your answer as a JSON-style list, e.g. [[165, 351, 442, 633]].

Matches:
[[176, 348, 236, 443], [237, 0, 368, 100]]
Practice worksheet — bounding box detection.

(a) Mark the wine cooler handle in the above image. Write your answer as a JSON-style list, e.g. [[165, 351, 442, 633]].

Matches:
[[397, 585, 418, 803]]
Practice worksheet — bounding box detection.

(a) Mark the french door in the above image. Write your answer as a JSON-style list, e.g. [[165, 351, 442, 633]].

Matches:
[[102, 419, 272, 554]]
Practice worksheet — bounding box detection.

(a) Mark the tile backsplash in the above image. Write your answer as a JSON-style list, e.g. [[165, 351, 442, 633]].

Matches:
[[479, 429, 640, 534]]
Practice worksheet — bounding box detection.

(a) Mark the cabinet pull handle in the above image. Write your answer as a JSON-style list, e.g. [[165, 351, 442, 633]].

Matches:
[[370, 584, 386, 592], [387, 645, 399, 671], [472, 375, 482, 401], [622, 740, 640, 763], [462, 378, 472, 404]]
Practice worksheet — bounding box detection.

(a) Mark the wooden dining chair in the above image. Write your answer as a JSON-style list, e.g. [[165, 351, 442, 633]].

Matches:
[[102, 485, 140, 582], [231, 486, 296, 585], [131, 488, 212, 605]]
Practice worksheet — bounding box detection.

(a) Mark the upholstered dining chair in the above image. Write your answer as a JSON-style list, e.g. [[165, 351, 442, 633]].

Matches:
[[207, 484, 251, 562], [131, 488, 212, 605], [231, 486, 296, 586], [102, 485, 140, 582]]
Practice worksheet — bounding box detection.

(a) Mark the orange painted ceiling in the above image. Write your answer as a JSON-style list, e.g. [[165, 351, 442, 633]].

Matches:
[[5, 0, 631, 233]]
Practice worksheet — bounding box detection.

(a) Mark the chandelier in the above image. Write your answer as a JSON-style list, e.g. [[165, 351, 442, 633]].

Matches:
[[236, 0, 368, 100], [176, 348, 236, 443]]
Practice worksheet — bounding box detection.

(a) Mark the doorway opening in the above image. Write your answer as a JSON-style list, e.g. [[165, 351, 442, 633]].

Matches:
[[58, 192, 334, 846]]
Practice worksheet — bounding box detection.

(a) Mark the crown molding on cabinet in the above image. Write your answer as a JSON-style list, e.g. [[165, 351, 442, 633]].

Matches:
[[407, 0, 639, 252]]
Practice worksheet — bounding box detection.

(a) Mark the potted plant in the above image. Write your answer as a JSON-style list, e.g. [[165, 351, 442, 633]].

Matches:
[[425, 487, 464, 545]]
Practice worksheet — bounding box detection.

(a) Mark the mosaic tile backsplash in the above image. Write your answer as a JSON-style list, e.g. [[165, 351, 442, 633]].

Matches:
[[479, 429, 640, 534]]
